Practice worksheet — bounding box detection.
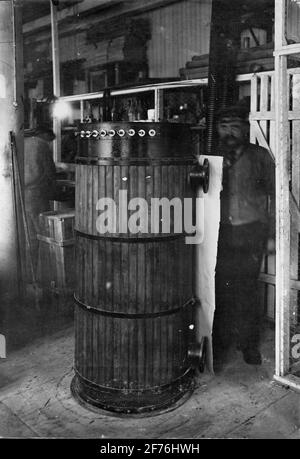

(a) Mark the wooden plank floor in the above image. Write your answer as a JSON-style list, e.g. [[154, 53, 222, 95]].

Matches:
[[0, 325, 299, 439]]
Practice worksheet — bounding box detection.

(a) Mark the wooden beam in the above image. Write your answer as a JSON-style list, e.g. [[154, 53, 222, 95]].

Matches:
[[274, 375, 300, 393], [274, 0, 286, 50], [250, 111, 300, 121], [23, 0, 182, 35], [23, 0, 119, 33], [274, 0, 291, 378], [50, 0, 61, 163], [274, 43, 300, 56], [260, 273, 300, 291]]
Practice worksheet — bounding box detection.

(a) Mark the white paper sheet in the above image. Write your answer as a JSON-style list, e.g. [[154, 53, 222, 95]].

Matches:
[[194, 155, 223, 373]]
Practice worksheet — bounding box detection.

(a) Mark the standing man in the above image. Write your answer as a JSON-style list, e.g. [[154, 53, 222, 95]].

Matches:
[[24, 126, 57, 274], [213, 105, 275, 366]]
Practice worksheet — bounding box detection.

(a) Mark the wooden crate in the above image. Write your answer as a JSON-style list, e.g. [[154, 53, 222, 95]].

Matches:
[[37, 210, 75, 293]]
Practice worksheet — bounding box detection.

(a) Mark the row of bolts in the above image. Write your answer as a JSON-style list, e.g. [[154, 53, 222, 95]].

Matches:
[[78, 128, 157, 138]]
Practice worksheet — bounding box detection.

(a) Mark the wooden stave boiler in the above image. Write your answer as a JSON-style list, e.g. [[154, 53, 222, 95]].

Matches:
[[72, 122, 196, 414]]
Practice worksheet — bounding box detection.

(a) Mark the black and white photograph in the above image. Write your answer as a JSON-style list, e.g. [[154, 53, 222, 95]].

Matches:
[[0, 0, 299, 443]]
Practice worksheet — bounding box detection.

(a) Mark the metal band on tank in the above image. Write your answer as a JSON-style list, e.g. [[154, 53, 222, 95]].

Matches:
[[75, 229, 190, 243], [74, 295, 195, 319], [75, 157, 195, 166]]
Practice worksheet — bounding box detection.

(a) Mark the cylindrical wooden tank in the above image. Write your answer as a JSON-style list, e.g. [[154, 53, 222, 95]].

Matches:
[[71, 122, 195, 414]]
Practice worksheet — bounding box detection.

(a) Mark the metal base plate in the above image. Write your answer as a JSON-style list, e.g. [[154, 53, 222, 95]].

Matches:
[[71, 370, 195, 418]]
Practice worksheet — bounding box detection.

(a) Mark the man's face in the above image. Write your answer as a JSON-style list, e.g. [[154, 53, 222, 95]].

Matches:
[[217, 118, 247, 149]]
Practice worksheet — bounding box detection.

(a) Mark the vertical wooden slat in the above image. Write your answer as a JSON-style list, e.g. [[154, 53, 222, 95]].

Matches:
[[260, 74, 269, 112], [137, 165, 146, 310], [290, 216, 299, 325], [92, 251, 98, 381], [250, 75, 258, 144], [75, 165, 81, 230], [112, 154, 122, 386], [251, 74, 258, 113], [87, 165, 93, 235], [148, 164, 156, 387], [161, 165, 169, 311], [113, 165, 121, 311], [82, 166, 88, 234], [260, 74, 269, 146], [105, 166, 113, 313], [275, 49, 291, 376], [137, 166, 146, 386], [121, 166, 129, 314], [128, 165, 138, 314], [154, 89, 164, 122], [112, 297, 120, 388], [290, 74, 300, 331], [292, 73, 300, 207], [98, 311, 105, 384], [152, 164, 160, 311], [271, 74, 276, 114], [92, 169, 98, 306]]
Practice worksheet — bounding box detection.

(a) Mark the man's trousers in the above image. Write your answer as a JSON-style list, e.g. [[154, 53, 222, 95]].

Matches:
[[213, 221, 268, 352]]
